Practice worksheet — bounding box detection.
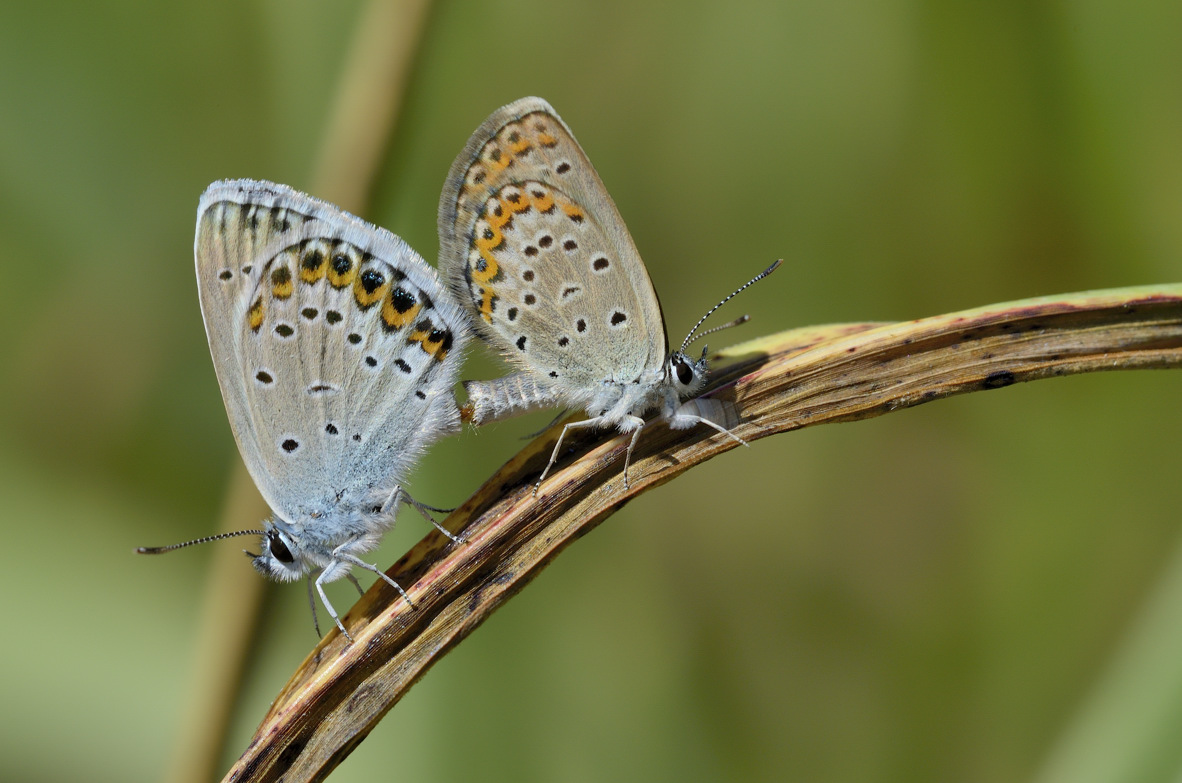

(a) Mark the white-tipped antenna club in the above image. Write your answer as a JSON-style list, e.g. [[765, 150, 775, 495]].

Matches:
[[135, 528, 265, 555], [680, 259, 783, 352]]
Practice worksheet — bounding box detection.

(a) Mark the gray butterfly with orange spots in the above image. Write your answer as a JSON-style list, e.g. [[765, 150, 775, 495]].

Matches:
[[438, 97, 779, 491], [140, 179, 469, 641]]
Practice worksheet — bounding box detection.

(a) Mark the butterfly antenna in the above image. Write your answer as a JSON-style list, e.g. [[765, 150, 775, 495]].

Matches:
[[688, 315, 751, 345], [135, 528, 265, 555], [680, 259, 783, 352]]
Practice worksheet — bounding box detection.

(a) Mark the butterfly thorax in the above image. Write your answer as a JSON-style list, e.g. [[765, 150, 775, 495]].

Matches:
[[251, 496, 395, 583], [584, 371, 674, 431], [578, 348, 711, 430]]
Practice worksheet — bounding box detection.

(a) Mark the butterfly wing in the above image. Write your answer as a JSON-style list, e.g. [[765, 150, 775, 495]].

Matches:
[[196, 180, 467, 524], [438, 97, 667, 404]]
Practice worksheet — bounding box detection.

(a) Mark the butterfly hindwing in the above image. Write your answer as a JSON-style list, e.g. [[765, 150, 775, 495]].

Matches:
[[438, 97, 667, 396], [195, 180, 467, 525]]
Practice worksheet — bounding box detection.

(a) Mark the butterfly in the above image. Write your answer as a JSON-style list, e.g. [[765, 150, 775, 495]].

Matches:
[[139, 180, 469, 640], [437, 97, 779, 490]]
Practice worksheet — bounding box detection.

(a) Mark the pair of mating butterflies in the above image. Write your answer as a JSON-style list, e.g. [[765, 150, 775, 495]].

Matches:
[[141, 97, 779, 639]]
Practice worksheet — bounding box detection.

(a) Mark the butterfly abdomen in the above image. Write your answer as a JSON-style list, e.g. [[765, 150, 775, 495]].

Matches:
[[460, 371, 558, 426]]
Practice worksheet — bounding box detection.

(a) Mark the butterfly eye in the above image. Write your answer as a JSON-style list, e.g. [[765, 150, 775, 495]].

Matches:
[[267, 530, 295, 564], [673, 356, 694, 387]]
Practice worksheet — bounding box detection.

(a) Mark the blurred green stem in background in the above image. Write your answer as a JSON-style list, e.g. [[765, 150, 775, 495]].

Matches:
[[1034, 531, 1182, 783], [162, 2, 434, 782]]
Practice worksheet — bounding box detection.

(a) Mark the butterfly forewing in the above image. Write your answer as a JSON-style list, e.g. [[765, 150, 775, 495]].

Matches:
[[438, 97, 667, 391], [195, 180, 467, 524]]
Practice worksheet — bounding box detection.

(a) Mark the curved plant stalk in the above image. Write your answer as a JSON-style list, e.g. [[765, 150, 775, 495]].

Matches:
[[308, 0, 435, 213], [164, 3, 436, 783], [1032, 531, 1182, 783], [222, 283, 1182, 782]]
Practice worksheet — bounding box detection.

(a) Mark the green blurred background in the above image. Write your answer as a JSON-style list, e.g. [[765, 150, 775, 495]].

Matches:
[[3, 1, 1182, 781]]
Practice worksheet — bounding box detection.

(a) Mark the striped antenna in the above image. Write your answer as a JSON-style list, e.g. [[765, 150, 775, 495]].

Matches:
[[136, 528, 265, 555], [680, 259, 782, 352]]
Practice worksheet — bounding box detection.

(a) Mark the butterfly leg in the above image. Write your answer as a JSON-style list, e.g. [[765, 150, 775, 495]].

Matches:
[[520, 409, 570, 440], [404, 492, 466, 544], [379, 485, 404, 515], [534, 417, 604, 496], [408, 500, 457, 514], [620, 415, 647, 489], [314, 570, 353, 642], [334, 551, 414, 608], [346, 572, 365, 596], [306, 575, 322, 638], [380, 485, 464, 544], [673, 413, 749, 447]]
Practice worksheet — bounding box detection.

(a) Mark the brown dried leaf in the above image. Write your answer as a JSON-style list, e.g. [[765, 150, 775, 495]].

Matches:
[[223, 283, 1182, 782]]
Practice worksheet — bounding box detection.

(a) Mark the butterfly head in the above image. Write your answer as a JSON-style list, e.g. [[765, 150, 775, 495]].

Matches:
[[666, 348, 710, 400], [670, 259, 784, 400], [248, 521, 310, 583]]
